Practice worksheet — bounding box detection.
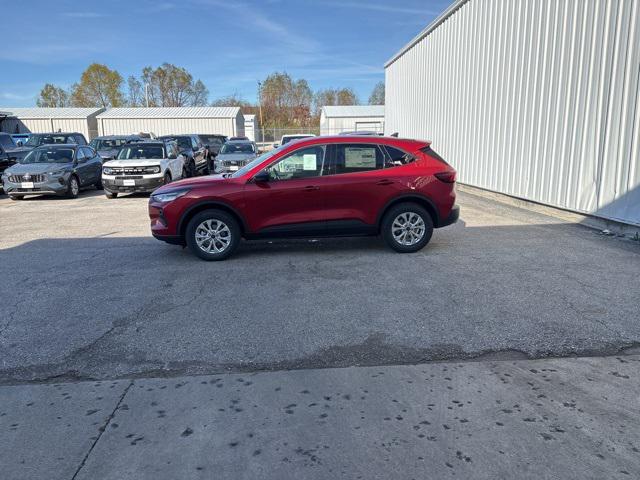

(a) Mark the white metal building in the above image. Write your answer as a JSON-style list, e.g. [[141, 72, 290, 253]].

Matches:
[[385, 0, 640, 226], [320, 106, 385, 135], [96, 107, 245, 138], [0, 108, 104, 139], [244, 114, 259, 141]]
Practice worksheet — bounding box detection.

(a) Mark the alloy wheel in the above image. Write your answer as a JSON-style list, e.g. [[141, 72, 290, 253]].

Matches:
[[194, 219, 231, 253], [391, 212, 426, 246]]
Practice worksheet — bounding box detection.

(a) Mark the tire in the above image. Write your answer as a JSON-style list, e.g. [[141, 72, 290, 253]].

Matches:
[[163, 172, 172, 185], [185, 209, 240, 261], [105, 191, 118, 199], [381, 202, 434, 253], [189, 159, 197, 177], [181, 167, 188, 180], [10, 195, 24, 201], [66, 175, 80, 199], [95, 178, 103, 190]]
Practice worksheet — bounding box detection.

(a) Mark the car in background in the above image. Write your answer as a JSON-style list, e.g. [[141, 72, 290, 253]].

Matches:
[[229, 136, 249, 141], [0, 132, 31, 167], [11, 133, 30, 146], [149, 135, 459, 260], [89, 135, 141, 162], [213, 140, 257, 173], [101, 139, 184, 198], [157, 135, 208, 177], [195, 134, 227, 171], [275, 134, 315, 148], [22, 132, 88, 151], [1, 144, 102, 200]]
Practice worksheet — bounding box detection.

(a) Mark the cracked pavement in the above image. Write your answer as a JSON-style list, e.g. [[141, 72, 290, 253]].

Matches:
[[0, 187, 639, 383]]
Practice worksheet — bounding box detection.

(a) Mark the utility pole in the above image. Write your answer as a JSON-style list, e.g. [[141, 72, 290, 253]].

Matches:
[[257, 80, 264, 144]]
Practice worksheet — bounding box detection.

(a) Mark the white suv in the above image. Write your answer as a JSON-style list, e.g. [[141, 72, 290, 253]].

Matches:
[[102, 140, 185, 198]]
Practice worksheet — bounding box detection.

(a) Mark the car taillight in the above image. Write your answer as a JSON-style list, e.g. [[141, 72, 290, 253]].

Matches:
[[435, 171, 457, 183]]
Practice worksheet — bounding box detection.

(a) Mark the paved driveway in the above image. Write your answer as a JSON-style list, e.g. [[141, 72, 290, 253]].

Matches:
[[0, 188, 638, 383]]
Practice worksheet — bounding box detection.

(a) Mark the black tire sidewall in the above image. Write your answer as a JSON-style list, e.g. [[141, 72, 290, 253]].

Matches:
[[163, 172, 171, 185], [67, 175, 79, 198], [186, 210, 240, 261], [382, 203, 434, 253]]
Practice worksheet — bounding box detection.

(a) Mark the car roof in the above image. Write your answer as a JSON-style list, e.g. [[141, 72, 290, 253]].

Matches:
[[31, 132, 82, 136], [225, 139, 253, 144], [94, 135, 137, 139], [282, 135, 430, 149], [34, 143, 79, 148]]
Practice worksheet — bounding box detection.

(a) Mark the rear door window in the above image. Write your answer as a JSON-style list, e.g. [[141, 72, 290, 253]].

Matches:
[[331, 143, 385, 174]]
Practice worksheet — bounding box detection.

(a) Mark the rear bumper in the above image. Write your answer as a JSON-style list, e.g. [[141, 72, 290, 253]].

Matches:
[[438, 205, 460, 228]]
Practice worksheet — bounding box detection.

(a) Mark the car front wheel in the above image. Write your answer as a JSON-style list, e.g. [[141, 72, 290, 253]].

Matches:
[[381, 203, 434, 253], [186, 209, 240, 261], [66, 175, 80, 199]]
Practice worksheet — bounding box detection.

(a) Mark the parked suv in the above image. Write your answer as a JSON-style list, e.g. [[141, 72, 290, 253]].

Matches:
[[102, 140, 185, 198], [157, 135, 207, 177], [0, 134, 30, 190], [22, 132, 88, 151], [149, 136, 459, 260], [213, 140, 258, 173], [89, 135, 141, 162], [2, 144, 102, 199]]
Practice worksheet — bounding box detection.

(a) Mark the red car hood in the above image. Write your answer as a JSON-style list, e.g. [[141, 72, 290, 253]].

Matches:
[[154, 174, 230, 193]]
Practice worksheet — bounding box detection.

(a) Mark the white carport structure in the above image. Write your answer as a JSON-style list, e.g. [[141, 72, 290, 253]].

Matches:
[[320, 106, 385, 135], [96, 107, 245, 138], [0, 108, 104, 139]]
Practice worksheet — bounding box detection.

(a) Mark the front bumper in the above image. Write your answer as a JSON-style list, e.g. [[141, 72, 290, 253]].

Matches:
[[103, 175, 164, 193], [1, 175, 69, 196], [438, 205, 460, 228]]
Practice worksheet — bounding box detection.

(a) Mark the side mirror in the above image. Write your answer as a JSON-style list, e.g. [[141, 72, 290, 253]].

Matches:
[[16, 141, 23, 147], [168, 152, 177, 159], [253, 170, 270, 183]]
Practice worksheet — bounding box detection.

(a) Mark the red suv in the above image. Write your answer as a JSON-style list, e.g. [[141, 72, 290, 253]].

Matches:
[[148, 136, 459, 260]]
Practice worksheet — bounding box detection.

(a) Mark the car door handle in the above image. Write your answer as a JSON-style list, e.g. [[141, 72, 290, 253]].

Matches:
[[376, 179, 394, 185], [303, 185, 320, 191]]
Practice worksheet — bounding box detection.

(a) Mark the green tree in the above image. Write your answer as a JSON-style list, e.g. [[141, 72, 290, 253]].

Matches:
[[127, 76, 144, 107], [71, 63, 125, 108], [313, 87, 358, 115], [259, 72, 313, 127], [36, 84, 70, 107], [368, 81, 385, 105], [140, 63, 208, 107]]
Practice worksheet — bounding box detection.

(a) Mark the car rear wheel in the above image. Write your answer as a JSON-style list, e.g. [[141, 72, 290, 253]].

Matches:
[[381, 202, 433, 253], [186, 209, 240, 261], [105, 191, 118, 199], [66, 175, 80, 199]]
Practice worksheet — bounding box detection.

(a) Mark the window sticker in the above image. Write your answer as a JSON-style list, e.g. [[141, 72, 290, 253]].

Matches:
[[345, 147, 376, 168], [303, 153, 317, 170]]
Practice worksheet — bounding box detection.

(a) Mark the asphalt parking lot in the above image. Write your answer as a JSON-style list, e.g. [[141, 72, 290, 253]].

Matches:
[[0, 187, 638, 384]]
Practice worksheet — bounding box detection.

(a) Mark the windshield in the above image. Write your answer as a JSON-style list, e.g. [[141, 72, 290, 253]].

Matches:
[[160, 136, 191, 150], [0, 135, 16, 149], [22, 147, 74, 164], [26, 134, 74, 147], [199, 135, 224, 144], [117, 145, 165, 160], [231, 148, 280, 178], [220, 143, 255, 154], [90, 138, 128, 150]]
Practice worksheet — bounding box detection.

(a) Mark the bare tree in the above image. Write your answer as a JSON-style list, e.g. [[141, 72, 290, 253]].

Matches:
[[127, 76, 144, 107], [368, 81, 385, 105], [37, 84, 70, 107]]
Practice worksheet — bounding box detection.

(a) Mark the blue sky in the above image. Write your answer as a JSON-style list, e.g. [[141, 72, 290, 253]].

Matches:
[[0, 0, 450, 107]]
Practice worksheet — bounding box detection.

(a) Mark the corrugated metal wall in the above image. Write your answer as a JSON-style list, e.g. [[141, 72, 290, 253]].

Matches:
[[97, 117, 240, 138], [320, 115, 385, 135], [385, 0, 640, 226], [2, 118, 94, 139]]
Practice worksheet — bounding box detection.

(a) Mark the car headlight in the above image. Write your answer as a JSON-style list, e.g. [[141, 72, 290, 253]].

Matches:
[[103, 166, 114, 175], [151, 188, 190, 203], [47, 169, 66, 176], [144, 166, 161, 174]]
